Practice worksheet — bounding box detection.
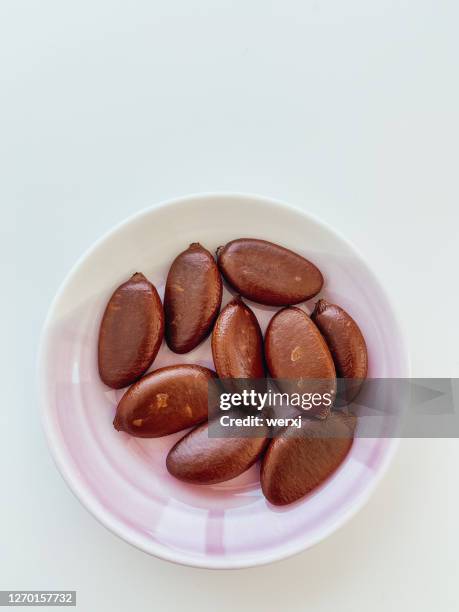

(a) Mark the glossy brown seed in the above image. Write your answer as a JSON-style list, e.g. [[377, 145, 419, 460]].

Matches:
[[164, 243, 222, 354], [211, 297, 265, 379], [264, 307, 336, 418], [98, 273, 164, 389], [166, 416, 268, 484], [113, 364, 217, 438], [311, 299, 368, 390], [261, 412, 355, 506], [217, 238, 323, 306]]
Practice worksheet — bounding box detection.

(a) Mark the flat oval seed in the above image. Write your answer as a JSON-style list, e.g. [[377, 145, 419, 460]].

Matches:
[[98, 272, 164, 389], [217, 238, 323, 306], [166, 417, 268, 484], [261, 412, 355, 506], [311, 299, 368, 400], [164, 243, 222, 353], [264, 307, 336, 419], [113, 364, 217, 437], [211, 296, 265, 379]]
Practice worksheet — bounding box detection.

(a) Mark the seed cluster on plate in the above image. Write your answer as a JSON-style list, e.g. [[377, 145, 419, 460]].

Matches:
[[97, 238, 368, 506]]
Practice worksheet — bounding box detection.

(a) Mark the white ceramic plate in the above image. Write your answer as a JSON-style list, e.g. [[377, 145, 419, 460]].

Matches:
[[38, 193, 409, 568]]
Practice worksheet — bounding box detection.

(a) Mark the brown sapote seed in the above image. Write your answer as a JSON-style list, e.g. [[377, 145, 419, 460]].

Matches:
[[211, 296, 265, 379], [311, 299, 368, 402], [113, 364, 217, 438], [164, 243, 222, 353], [261, 412, 355, 506], [98, 272, 164, 389], [217, 238, 323, 306], [264, 307, 336, 419], [166, 416, 268, 484]]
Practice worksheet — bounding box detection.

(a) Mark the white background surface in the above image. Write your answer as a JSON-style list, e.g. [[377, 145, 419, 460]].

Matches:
[[1, 1, 458, 610]]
